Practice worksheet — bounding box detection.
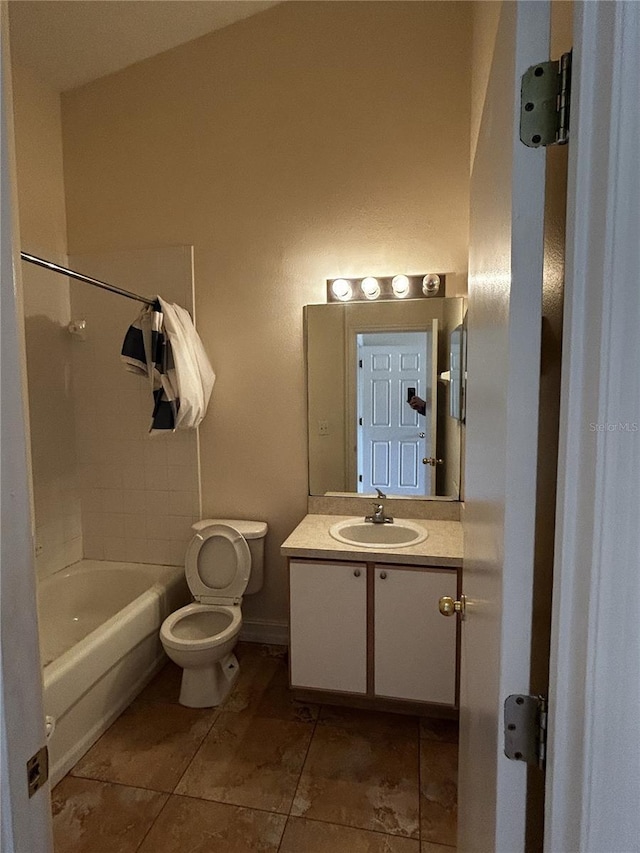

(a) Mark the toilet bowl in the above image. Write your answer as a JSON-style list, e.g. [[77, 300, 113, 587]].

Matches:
[[160, 519, 267, 707]]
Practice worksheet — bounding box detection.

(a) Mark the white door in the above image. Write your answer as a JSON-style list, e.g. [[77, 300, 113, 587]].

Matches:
[[1, 14, 54, 851], [458, 2, 550, 851], [357, 330, 434, 496]]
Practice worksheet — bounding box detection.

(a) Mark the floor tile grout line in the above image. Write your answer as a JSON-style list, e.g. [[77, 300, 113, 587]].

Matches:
[[132, 790, 173, 853], [168, 680, 319, 800], [278, 703, 425, 846], [166, 789, 291, 817], [277, 810, 423, 842], [63, 775, 426, 849], [275, 701, 322, 852], [65, 772, 172, 797], [169, 705, 223, 795]]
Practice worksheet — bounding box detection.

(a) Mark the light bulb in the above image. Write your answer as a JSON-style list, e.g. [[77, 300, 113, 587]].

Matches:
[[331, 279, 352, 301], [361, 277, 380, 300], [422, 274, 440, 295], [391, 275, 410, 298]]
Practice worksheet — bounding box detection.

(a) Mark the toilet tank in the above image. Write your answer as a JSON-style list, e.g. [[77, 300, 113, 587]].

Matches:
[[206, 519, 267, 595]]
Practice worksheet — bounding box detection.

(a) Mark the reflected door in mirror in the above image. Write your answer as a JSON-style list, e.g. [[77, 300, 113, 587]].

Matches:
[[357, 330, 435, 496]]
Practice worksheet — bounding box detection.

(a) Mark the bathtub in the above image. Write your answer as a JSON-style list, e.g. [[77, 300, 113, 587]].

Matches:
[[38, 559, 189, 786]]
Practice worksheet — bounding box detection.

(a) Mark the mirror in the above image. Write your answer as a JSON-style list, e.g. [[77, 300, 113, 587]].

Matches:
[[306, 296, 465, 499]]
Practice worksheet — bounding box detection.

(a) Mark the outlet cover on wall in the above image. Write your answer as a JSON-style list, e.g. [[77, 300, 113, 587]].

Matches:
[[318, 420, 329, 436]]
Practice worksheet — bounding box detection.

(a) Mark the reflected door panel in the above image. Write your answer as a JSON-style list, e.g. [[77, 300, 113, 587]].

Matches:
[[358, 332, 429, 496]]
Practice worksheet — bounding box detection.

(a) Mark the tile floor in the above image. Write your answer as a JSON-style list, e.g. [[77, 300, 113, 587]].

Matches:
[[52, 644, 458, 853]]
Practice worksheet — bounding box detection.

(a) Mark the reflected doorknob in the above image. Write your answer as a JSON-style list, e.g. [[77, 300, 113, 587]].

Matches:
[[423, 457, 444, 466], [439, 594, 466, 619]]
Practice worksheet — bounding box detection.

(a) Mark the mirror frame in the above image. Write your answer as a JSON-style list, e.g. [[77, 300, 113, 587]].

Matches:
[[305, 296, 466, 501]]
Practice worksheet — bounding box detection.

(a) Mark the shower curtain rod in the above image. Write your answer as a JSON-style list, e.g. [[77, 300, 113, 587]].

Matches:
[[20, 252, 156, 306]]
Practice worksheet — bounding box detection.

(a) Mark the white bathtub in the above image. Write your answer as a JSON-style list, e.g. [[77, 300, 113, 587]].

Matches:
[[38, 559, 189, 786]]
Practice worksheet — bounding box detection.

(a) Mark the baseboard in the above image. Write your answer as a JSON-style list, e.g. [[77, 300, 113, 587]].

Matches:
[[240, 618, 289, 646]]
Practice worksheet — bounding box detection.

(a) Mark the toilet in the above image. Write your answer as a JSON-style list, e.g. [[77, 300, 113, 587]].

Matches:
[[160, 518, 267, 707]]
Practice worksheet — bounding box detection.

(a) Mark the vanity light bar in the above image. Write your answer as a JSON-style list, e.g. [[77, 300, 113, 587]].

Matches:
[[326, 274, 446, 303]]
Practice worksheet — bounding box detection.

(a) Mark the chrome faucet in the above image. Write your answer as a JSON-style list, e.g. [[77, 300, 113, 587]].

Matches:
[[365, 500, 394, 525]]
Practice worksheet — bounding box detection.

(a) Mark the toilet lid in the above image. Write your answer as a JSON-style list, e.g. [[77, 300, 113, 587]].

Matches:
[[185, 523, 251, 604]]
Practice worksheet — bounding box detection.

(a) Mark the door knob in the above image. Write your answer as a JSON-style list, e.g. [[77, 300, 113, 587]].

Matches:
[[423, 457, 443, 466], [418, 432, 426, 438], [439, 595, 466, 619]]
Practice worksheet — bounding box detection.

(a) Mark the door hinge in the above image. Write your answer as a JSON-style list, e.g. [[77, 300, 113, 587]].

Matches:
[[359, 417, 363, 426], [27, 745, 49, 797], [359, 359, 363, 368], [520, 50, 572, 148], [358, 474, 363, 482], [504, 694, 547, 769]]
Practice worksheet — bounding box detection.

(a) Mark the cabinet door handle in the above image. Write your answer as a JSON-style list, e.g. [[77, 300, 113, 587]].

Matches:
[[353, 569, 361, 577], [379, 571, 387, 580]]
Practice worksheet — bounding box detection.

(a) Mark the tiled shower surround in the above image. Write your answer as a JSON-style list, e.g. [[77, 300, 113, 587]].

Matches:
[[23, 258, 84, 579], [52, 643, 458, 852], [27, 247, 200, 576]]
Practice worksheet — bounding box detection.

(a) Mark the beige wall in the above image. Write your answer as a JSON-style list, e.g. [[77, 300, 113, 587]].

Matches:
[[61, 1, 472, 628], [12, 63, 68, 264], [470, 0, 502, 171], [11, 61, 83, 578]]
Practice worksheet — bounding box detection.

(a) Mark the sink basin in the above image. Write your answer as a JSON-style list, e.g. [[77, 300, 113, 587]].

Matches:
[[329, 518, 428, 549]]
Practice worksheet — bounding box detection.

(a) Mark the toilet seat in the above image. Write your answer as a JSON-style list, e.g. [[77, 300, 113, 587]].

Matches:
[[160, 602, 241, 651], [185, 523, 251, 605]]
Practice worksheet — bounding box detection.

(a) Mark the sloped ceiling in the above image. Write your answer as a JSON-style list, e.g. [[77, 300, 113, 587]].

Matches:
[[8, 0, 281, 92]]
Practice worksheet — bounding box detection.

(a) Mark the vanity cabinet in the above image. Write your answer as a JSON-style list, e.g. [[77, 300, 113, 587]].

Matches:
[[289, 560, 367, 694], [288, 558, 459, 710], [374, 566, 456, 705]]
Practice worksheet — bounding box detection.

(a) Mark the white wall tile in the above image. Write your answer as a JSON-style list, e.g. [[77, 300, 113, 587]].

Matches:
[[63, 513, 83, 541], [81, 488, 103, 512], [145, 539, 172, 565], [103, 537, 129, 562], [167, 490, 196, 517], [168, 465, 195, 492], [83, 537, 105, 560], [123, 463, 146, 489], [83, 511, 103, 539], [101, 513, 125, 538], [122, 489, 147, 513], [144, 464, 168, 491], [123, 512, 147, 540], [102, 489, 125, 513], [144, 490, 170, 514], [167, 515, 192, 542], [147, 514, 172, 540], [97, 463, 123, 489], [125, 538, 149, 563], [168, 541, 187, 566]]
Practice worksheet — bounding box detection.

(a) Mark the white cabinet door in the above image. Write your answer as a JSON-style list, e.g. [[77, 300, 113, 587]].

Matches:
[[374, 567, 457, 704], [289, 560, 367, 694]]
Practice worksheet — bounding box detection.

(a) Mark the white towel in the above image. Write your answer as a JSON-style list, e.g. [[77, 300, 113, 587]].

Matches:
[[121, 298, 214, 433], [158, 297, 215, 429]]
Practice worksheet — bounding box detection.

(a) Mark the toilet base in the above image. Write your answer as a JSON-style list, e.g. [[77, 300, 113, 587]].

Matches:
[[178, 652, 240, 708]]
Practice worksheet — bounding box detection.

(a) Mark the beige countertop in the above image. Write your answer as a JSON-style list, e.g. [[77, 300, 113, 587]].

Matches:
[[281, 514, 463, 567]]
